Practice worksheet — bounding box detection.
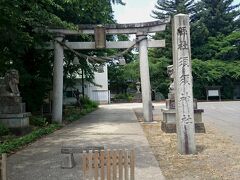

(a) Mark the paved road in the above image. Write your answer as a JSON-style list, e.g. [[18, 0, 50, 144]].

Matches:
[[153, 101, 240, 144], [198, 101, 240, 144], [7, 104, 165, 180]]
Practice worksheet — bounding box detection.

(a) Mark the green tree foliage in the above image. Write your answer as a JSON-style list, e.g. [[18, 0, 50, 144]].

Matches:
[[192, 59, 240, 99], [152, 0, 195, 59], [194, 31, 240, 60], [55, 0, 114, 25], [0, 0, 65, 72], [0, 0, 67, 111], [149, 0, 240, 100], [152, 0, 195, 19], [191, 0, 240, 58], [147, 1, 196, 98], [0, 0, 115, 111], [109, 55, 170, 97], [108, 62, 128, 94], [194, 0, 240, 36], [148, 56, 171, 97]]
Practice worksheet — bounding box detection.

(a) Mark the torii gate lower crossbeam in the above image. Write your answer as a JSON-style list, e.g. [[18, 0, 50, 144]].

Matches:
[[49, 20, 169, 123]]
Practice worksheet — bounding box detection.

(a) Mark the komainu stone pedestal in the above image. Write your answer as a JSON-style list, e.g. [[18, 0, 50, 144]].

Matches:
[[0, 69, 31, 130], [161, 99, 205, 133], [0, 96, 31, 129]]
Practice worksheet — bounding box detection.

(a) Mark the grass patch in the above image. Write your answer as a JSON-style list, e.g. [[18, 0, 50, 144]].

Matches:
[[0, 124, 61, 154], [64, 106, 97, 122], [64, 97, 98, 122]]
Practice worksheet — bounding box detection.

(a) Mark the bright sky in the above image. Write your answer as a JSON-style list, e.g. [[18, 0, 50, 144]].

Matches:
[[113, 0, 240, 23]]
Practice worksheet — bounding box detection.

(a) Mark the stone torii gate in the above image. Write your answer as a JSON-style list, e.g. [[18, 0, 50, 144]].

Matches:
[[48, 19, 170, 124], [48, 14, 196, 155]]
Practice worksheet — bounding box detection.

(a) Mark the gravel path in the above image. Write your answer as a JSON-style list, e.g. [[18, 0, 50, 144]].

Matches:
[[136, 101, 240, 180]]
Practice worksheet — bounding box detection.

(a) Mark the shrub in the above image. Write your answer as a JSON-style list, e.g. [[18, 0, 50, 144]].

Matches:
[[114, 93, 133, 101], [81, 96, 98, 109], [0, 123, 9, 136], [30, 116, 48, 127]]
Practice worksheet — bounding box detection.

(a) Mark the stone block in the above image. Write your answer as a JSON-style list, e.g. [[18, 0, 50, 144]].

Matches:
[[0, 117, 29, 128], [61, 154, 75, 169], [0, 112, 31, 128], [132, 93, 142, 103], [165, 98, 198, 109], [0, 96, 22, 105], [0, 112, 31, 118], [0, 103, 25, 114], [161, 108, 205, 133], [194, 109, 204, 123], [162, 108, 176, 123], [166, 99, 175, 109], [194, 122, 206, 133], [161, 122, 205, 133]]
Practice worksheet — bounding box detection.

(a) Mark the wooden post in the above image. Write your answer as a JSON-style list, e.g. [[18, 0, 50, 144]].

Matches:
[[119, 150, 123, 180], [124, 150, 129, 180], [1, 153, 7, 180], [172, 14, 196, 154], [82, 152, 87, 178], [130, 150, 135, 180], [94, 151, 99, 180], [88, 150, 93, 179], [107, 150, 111, 180], [112, 150, 117, 180], [100, 150, 105, 180]]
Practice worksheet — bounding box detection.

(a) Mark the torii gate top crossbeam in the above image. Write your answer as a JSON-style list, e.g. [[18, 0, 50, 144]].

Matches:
[[48, 18, 170, 35]]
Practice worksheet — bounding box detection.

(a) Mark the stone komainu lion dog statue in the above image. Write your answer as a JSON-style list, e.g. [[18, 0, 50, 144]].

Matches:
[[0, 69, 20, 96]]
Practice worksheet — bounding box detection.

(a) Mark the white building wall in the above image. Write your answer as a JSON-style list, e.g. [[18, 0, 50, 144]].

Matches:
[[89, 64, 109, 104], [63, 64, 110, 105], [92, 64, 108, 90]]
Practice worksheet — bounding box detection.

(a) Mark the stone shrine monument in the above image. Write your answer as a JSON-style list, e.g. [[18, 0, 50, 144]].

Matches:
[[161, 14, 205, 138], [0, 69, 30, 130], [132, 81, 142, 102], [161, 65, 205, 133]]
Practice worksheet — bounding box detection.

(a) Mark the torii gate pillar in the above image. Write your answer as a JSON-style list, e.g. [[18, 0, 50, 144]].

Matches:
[[52, 35, 64, 123], [137, 33, 153, 122]]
